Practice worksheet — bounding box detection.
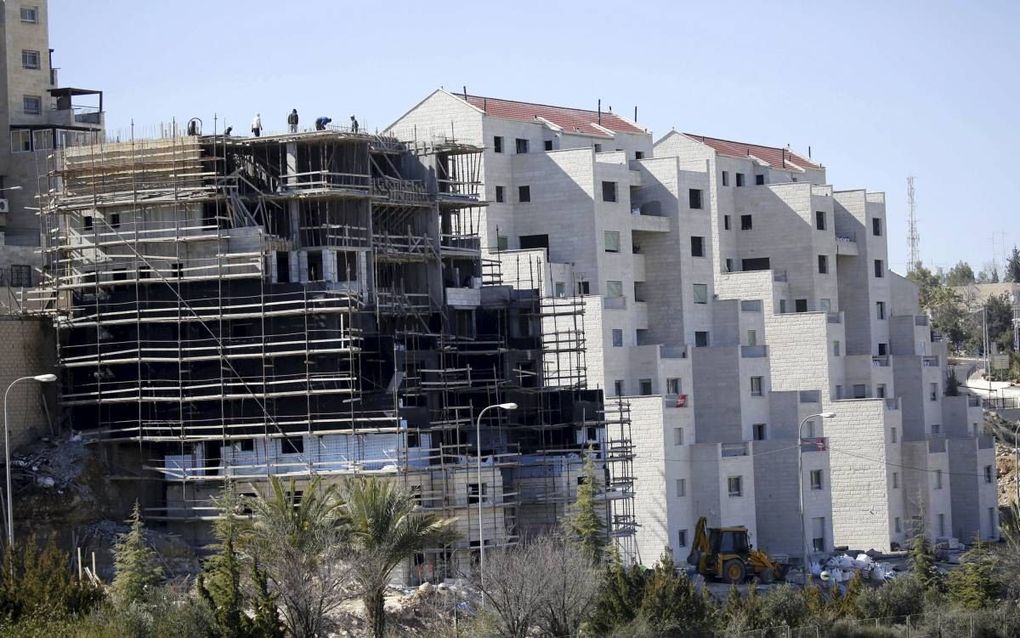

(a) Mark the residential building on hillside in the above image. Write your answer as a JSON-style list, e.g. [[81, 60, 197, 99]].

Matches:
[[389, 90, 998, 566]]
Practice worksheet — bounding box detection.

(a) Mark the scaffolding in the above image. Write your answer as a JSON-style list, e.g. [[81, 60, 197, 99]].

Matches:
[[31, 125, 633, 581]]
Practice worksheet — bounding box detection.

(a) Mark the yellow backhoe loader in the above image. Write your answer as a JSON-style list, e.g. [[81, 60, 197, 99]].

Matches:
[[686, 516, 788, 584]]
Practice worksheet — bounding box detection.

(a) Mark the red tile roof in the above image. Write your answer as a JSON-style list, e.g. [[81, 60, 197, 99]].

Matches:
[[683, 133, 820, 169], [460, 94, 645, 138]]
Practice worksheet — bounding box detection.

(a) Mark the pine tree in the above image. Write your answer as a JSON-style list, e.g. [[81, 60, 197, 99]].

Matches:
[[249, 561, 283, 638], [198, 487, 254, 638], [111, 500, 163, 605], [947, 540, 1000, 610], [908, 532, 943, 595], [566, 448, 607, 563], [585, 549, 646, 635], [638, 548, 715, 636]]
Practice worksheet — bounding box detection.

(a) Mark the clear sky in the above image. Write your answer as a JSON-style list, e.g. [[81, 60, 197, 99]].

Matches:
[[51, 0, 1019, 276]]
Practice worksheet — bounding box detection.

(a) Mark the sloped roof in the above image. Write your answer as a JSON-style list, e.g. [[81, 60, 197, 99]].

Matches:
[[459, 94, 645, 138], [683, 133, 819, 169]]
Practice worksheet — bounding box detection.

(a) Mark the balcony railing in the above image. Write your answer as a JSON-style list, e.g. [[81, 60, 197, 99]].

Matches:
[[885, 398, 900, 411], [799, 390, 820, 404], [740, 300, 763, 312], [872, 355, 890, 367], [603, 296, 627, 310], [914, 315, 929, 326], [659, 344, 689, 359], [827, 312, 842, 324], [835, 231, 856, 242], [721, 442, 749, 458], [741, 345, 768, 358], [922, 356, 939, 367]]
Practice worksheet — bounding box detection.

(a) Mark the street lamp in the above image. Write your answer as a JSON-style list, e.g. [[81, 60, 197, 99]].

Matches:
[[475, 402, 517, 589], [3, 374, 56, 546], [798, 411, 836, 584]]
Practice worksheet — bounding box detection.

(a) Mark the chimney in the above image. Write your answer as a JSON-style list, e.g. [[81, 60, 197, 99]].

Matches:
[[808, 145, 812, 159], [463, 85, 468, 100], [597, 99, 601, 125], [634, 106, 638, 122]]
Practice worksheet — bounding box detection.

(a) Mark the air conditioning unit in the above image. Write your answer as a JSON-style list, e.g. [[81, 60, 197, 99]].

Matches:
[[0, 199, 9, 214]]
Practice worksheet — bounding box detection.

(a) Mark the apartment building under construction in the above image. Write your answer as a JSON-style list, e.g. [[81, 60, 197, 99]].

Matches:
[[27, 126, 635, 580]]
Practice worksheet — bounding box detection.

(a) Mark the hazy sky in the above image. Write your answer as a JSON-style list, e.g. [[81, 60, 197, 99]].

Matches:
[[51, 0, 1020, 276]]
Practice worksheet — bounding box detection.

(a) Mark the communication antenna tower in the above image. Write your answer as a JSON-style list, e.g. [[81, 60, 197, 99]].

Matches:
[[907, 176, 919, 273]]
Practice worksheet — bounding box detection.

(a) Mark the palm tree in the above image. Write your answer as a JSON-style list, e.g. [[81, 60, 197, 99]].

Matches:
[[246, 476, 352, 638], [342, 477, 457, 638]]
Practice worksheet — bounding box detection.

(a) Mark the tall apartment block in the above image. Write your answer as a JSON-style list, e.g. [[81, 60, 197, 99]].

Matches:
[[390, 90, 998, 566], [27, 126, 636, 580]]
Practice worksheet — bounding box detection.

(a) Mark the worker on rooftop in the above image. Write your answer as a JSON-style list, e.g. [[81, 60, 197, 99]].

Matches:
[[315, 116, 332, 131], [251, 113, 263, 137], [350, 115, 359, 133], [287, 109, 299, 134]]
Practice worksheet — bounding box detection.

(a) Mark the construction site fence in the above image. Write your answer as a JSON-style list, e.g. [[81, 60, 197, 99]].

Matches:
[[724, 609, 1019, 637]]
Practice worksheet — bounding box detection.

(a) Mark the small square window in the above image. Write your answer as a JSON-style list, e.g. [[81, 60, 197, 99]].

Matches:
[[21, 50, 40, 70], [20, 6, 38, 23], [895, 517, 902, 533], [725, 258, 734, 272], [735, 173, 745, 187], [874, 259, 884, 278], [935, 469, 943, 489], [746, 330, 757, 346], [755, 174, 765, 185], [23, 95, 42, 115], [891, 427, 898, 444], [872, 217, 882, 236], [604, 230, 621, 253], [493, 136, 503, 153], [675, 478, 686, 497], [853, 384, 867, 399], [721, 171, 729, 186], [818, 255, 828, 274], [877, 384, 886, 398], [833, 340, 841, 356], [692, 283, 708, 304], [673, 427, 684, 446], [815, 211, 826, 230], [238, 439, 255, 452], [666, 378, 682, 395], [678, 529, 688, 547], [819, 298, 831, 312], [544, 139, 553, 151], [83, 216, 94, 231], [577, 280, 590, 295], [876, 301, 886, 320], [593, 143, 602, 152], [985, 465, 993, 483], [110, 213, 121, 228], [932, 423, 942, 436], [810, 469, 823, 490], [282, 436, 304, 454], [695, 331, 709, 347], [518, 185, 531, 203], [795, 299, 808, 313], [635, 151, 644, 160], [753, 423, 766, 441], [930, 382, 938, 401], [639, 379, 652, 396], [728, 476, 743, 497], [8, 264, 32, 287], [515, 138, 529, 154], [878, 343, 888, 355], [691, 236, 705, 257], [496, 235, 508, 251], [688, 189, 703, 209], [495, 186, 505, 203], [613, 379, 624, 396], [723, 215, 731, 230], [606, 280, 623, 298], [750, 376, 763, 396], [612, 329, 623, 347], [893, 471, 899, 488], [740, 214, 752, 230], [468, 482, 487, 504], [602, 181, 617, 202]]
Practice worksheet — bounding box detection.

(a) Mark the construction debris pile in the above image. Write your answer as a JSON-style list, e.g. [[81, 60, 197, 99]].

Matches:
[[810, 552, 900, 585], [997, 443, 1018, 507]]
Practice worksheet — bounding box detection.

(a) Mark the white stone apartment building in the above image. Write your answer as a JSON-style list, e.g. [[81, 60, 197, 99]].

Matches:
[[388, 89, 998, 566]]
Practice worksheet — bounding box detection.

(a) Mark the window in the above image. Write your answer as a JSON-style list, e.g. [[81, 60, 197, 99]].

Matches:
[[496, 235, 508, 251], [795, 299, 807, 313], [812, 517, 826, 551], [691, 236, 705, 257], [613, 380, 624, 396], [519, 234, 548, 250], [932, 423, 942, 435], [8, 265, 31, 287], [666, 377, 682, 395], [891, 427, 897, 443], [930, 382, 938, 401], [23, 95, 42, 115], [725, 258, 734, 272], [935, 469, 943, 489], [853, 384, 867, 399], [878, 342, 888, 355], [11, 129, 31, 153], [494, 186, 504, 203], [742, 257, 770, 271], [282, 436, 304, 454], [606, 280, 623, 298], [740, 214, 752, 230], [110, 213, 121, 228], [753, 423, 767, 441], [872, 217, 882, 236], [493, 136, 504, 153], [695, 331, 709, 347], [639, 379, 653, 396], [877, 384, 887, 398], [554, 282, 565, 298], [892, 471, 899, 488], [833, 340, 841, 356], [818, 255, 828, 274], [723, 215, 731, 230], [755, 174, 765, 185], [20, 6, 38, 23], [678, 529, 688, 547], [938, 513, 945, 536], [721, 171, 729, 186], [815, 211, 826, 230], [612, 329, 623, 347], [835, 384, 844, 400], [728, 476, 743, 497], [593, 143, 602, 152], [83, 215, 94, 231], [804, 420, 815, 438], [692, 283, 708, 304], [468, 483, 487, 504], [673, 427, 684, 446], [735, 173, 745, 187], [604, 230, 621, 253], [984, 465, 993, 484], [876, 301, 886, 320], [874, 259, 884, 278], [544, 139, 553, 151], [746, 330, 757, 346], [688, 189, 703, 209], [577, 280, 590, 295], [515, 138, 529, 154], [238, 438, 255, 452], [602, 181, 617, 202], [750, 376, 763, 396], [989, 507, 996, 534], [21, 50, 40, 69], [518, 185, 531, 203], [810, 469, 823, 490], [779, 299, 787, 314], [819, 298, 830, 314], [635, 151, 644, 160], [675, 478, 686, 497]]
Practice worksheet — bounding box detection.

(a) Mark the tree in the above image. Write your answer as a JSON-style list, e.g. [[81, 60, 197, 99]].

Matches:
[[342, 477, 456, 638], [947, 540, 1001, 609], [1005, 247, 1020, 282], [908, 264, 972, 350], [566, 449, 607, 563], [637, 549, 715, 636], [111, 501, 163, 606], [908, 532, 944, 595], [945, 261, 975, 287], [985, 293, 1014, 353], [533, 537, 601, 638], [585, 550, 646, 635], [249, 561, 283, 638], [198, 486, 259, 638], [0, 537, 104, 623], [245, 476, 352, 638]]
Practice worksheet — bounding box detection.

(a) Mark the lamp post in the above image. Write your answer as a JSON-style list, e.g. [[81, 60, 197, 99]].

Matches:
[[798, 411, 836, 584], [475, 402, 517, 589], [3, 373, 57, 547]]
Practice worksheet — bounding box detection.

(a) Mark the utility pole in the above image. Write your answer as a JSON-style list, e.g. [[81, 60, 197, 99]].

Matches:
[[907, 176, 919, 273]]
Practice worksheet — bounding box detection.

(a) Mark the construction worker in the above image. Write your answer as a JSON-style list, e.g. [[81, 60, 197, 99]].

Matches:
[[315, 116, 332, 131], [350, 115, 359, 133], [251, 113, 263, 137], [287, 109, 299, 133]]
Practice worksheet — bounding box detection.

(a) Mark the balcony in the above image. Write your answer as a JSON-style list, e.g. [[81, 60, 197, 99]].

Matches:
[[835, 231, 859, 255], [799, 390, 820, 404], [914, 315, 929, 327], [659, 344, 689, 359], [603, 296, 627, 310], [445, 287, 480, 307], [721, 442, 749, 458], [827, 312, 842, 324], [922, 355, 940, 368], [872, 355, 890, 367], [885, 398, 900, 411], [773, 271, 788, 283], [49, 87, 104, 130], [740, 300, 762, 312], [741, 345, 768, 358]]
